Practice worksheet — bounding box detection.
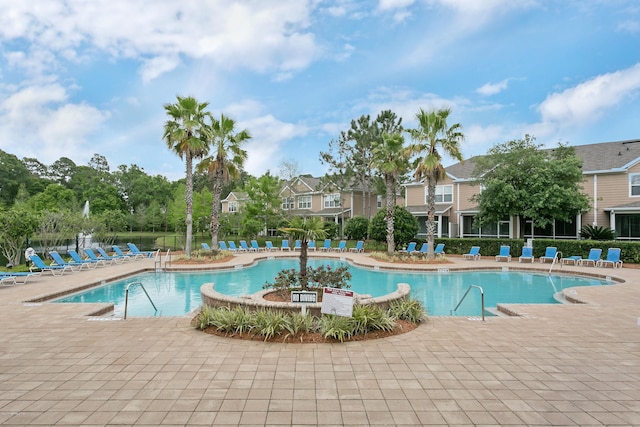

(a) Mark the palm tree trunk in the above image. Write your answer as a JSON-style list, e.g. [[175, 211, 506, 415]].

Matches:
[[299, 240, 308, 290], [426, 174, 437, 259], [184, 154, 194, 257], [385, 176, 395, 254], [210, 167, 223, 249]]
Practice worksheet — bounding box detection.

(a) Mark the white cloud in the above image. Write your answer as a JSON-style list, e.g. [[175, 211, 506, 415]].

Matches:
[[617, 20, 640, 33], [0, 0, 321, 81], [537, 63, 640, 128], [0, 83, 109, 163], [476, 79, 510, 96], [378, 0, 415, 11]]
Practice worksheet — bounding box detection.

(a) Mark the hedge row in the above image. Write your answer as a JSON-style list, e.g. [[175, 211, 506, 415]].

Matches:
[[430, 238, 640, 264]]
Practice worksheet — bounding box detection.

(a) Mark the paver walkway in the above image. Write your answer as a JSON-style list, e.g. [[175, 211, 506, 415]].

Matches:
[[0, 252, 639, 426]]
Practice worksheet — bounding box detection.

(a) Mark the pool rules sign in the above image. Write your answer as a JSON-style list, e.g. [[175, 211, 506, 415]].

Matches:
[[321, 287, 354, 317]]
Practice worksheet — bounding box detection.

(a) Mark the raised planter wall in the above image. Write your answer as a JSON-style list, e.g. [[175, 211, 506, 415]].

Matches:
[[200, 283, 411, 317]]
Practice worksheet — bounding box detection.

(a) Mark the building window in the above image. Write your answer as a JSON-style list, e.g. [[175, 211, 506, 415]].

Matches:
[[298, 195, 311, 209], [228, 201, 238, 213], [425, 185, 453, 203], [377, 195, 382, 208], [282, 197, 294, 210], [324, 193, 341, 208], [630, 174, 640, 196]]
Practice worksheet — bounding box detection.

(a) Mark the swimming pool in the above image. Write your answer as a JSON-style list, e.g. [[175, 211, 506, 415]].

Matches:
[[53, 258, 610, 317]]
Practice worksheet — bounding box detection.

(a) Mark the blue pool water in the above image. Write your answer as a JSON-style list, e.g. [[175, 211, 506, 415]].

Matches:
[[54, 258, 610, 317]]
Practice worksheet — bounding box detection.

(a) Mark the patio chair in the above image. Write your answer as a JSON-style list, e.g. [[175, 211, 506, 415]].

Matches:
[[112, 246, 140, 260], [239, 240, 251, 252], [561, 255, 582, 265], [84, 248, 112, 266], [597, 248, 623, 268], [250, 240, 265, 251], [281, 240, 291, 251], [412, 243, 427, 255], [293, 240, 302, 250], [308, 240, 317, 251], [349, 241, 365, 253], [518, 246, 534, 263], [49, 250, 90, 271], [201, 242, 212, 251], [399, 242, 417, 254], [265, 241, 276, 251], [495, 245, 511, 262], [96, 247, 127, 263], [320, 239, 332, 251], [332, 240, 347, 252], [434, 243, 446, 258], [539, 247, 558, 263], [463, 246, 481, 260], [29, 254, 74, 276], [68, 249, 103, 268], [1, 271, 39, 286], [218, 241, 230, 251], [227, 241, 239, 252], [126, 243, 154, 258]]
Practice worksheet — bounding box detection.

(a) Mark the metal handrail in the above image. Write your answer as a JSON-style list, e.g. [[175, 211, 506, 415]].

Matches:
[[124, 282, 158, 319], [165, 249, 171, 269], [548, 251, 563, 275], [451, 284, 485, 321]]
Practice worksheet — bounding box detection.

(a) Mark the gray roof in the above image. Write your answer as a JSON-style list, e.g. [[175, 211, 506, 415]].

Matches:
[[443, 138, 640, 180]]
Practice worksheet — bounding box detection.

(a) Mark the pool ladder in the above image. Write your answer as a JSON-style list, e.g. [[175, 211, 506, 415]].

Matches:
[[548, 251, 563, 275], [124, 282, 158, 319], [154, 249, 172, 272], [451, 284, 485, 321]]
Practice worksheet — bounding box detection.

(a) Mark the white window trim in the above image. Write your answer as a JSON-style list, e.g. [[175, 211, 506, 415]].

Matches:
[[228, 201, 238, 213], [298, 195, 312, 209], [425, 184, 453, 204], [324, 193, 341, 208], [630, 173, 640, 197], [282, 196, 294, 210]]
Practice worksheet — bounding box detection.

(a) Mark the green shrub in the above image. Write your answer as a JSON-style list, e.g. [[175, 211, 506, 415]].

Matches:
[[323, 221, 339, 239], [388, 298, 427, 323], [352, 304, 395, 335], [580, 224, 615, 240], [264, 264, 352, 294], [196, 305, 218, 329], [368, 206, 419, 247], [344, 216, 369, 240], [253, 309, 291, 341], [209, 306, 254, 334], [285, 312, 318, 336], [319, 314, 355, 342]]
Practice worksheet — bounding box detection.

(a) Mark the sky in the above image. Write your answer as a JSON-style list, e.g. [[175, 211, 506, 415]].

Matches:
[[1, 0, 639, 182]]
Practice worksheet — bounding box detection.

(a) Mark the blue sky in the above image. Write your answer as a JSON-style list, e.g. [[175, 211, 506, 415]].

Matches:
[[1, 0, 639, 181]]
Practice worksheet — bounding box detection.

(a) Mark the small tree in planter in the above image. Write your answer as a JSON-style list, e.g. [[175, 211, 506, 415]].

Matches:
[[280, 217, 327, 289]]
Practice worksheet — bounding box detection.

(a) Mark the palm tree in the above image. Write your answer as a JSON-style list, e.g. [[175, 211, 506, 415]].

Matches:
[[280, 217, 326, 290], [197, 114, 250, 249], [371, 132, 411, 254], [163, 96, 210, 257], [407, 108, 464, 259]]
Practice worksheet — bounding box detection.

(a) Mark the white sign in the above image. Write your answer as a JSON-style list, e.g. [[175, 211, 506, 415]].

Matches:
[[321, 287, 354, 317], [291, 291, 318, 304]]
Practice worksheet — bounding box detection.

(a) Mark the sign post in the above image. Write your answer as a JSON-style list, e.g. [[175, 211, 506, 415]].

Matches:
[[291, 291, 318, 316]]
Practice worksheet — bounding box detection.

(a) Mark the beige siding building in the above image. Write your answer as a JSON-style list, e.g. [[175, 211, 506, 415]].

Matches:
[[404, 139, 640, 240]]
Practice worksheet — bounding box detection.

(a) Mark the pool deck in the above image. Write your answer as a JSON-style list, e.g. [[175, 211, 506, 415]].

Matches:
[[1, 251, 639, 426]]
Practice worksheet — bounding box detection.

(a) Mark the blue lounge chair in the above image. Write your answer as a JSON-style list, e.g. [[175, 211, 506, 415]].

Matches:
[[68, 249, 102, 268], [84, 248, 111, 266], [308, 240, 316, 251], [281, 240, 291, 251], [127, 243, 154, 258], [227, 241, 239, 252], [96, 247, 127, 263], [561, 255, 582, 265], [201, 242, 212, 251], [539, 247, 558, 263], [218, 241, 230, 251], [29, 254, 74, 276], [495, 245, 511, 262], [597, 248, 623, 268], [250, 240, 264, 251], [265, 241, 276, 251], [293, 240, 302, 250], [332, 240, 347, 252], [579, 248, 602, 267], [463, 246, 481, 260], [350, 241, 365, 253], [239, 240, 251, 252], [412, 243, 427, 255], [400, 242, 417, 254], [519, 247, 534, 263], [0, 272, 38, 286], [320, 239, 332, 251], [112, 245, 139, 260], [435, 243, 446, 258], [49, 250, 89, 271]]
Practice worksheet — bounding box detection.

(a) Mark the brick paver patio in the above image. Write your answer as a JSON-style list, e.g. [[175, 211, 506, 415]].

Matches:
[[1, 251, 639, 426]]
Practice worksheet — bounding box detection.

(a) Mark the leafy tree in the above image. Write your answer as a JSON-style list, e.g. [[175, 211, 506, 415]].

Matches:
[[371, 132, 411, 254], [37, 210, 83, 257], [0, 149, 31, 207], [280, 217, 326, 289], [407, 108, 464, 259], [163, 95, 210, 256], [344, 216, 369, 240], [323, 221, 339, 239], [471, 136, 590, 235], [49, 157, 77, 185], [197, 114, 250, 250], [29, 184, 79, 212], [91, 209, 128, 247], [244, 172, 283, 235], [369, 206, 419, 248], [0, 207, 39, 265]]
